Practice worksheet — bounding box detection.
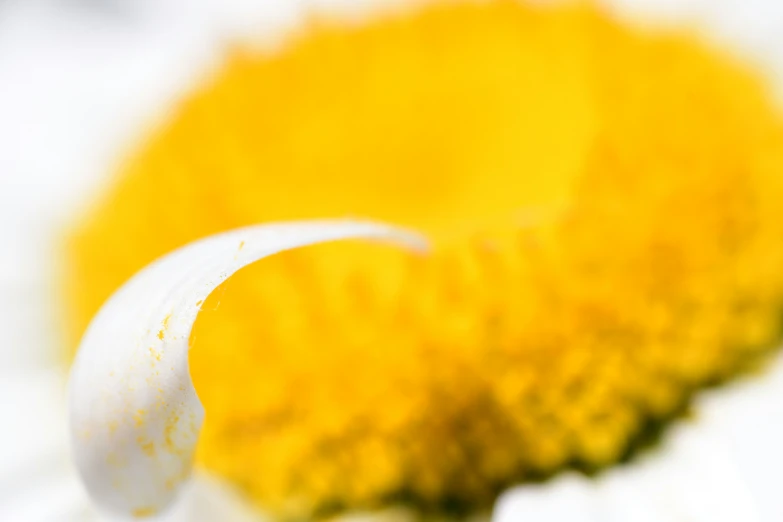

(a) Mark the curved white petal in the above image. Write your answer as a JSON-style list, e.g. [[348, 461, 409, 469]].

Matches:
[[67, 221, 425, 519]]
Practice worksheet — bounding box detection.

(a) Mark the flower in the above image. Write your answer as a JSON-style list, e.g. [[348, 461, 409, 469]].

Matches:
[[68, 221, 424, 519], [3, 0, 783, 521], [62, 0, 783, 520]]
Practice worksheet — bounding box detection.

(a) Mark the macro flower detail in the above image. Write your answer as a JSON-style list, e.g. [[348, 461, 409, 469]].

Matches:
[[68, 221, 423, 518], [63, 0, 783, 520]]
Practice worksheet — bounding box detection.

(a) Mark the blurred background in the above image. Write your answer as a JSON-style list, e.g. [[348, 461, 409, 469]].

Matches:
[[3, 0, 783, 521]]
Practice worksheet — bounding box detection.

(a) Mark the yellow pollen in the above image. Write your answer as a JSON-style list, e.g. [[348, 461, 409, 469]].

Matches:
[[137, 436, 156, 457], [133, 409, 146, 428], [132, 507, 157, 518]]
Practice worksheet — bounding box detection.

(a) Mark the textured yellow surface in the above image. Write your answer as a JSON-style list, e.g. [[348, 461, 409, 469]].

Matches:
[[65, 1, 783, 519]]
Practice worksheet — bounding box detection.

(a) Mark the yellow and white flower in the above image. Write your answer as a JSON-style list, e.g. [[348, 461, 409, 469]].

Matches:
[[3, 0, 783, 521]]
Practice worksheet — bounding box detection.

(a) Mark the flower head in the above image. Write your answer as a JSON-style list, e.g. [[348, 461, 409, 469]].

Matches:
[[65, 0, 783, 519]]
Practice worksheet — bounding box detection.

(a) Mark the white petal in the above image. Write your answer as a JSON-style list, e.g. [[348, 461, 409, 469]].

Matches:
[[0, 367, 264, 522], [67, 220, 425, 519], [493, 474, 600, 522]]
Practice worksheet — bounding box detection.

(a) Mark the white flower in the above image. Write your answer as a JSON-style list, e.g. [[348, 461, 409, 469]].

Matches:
[[2, 0, 783, 521]]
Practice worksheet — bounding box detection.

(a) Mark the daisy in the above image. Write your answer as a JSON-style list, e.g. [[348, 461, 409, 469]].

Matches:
[[2, 1, 783, 521]]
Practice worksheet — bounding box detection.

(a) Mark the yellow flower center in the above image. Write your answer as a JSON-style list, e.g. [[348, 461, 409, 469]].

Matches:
[[65, 1, 783, 518]]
